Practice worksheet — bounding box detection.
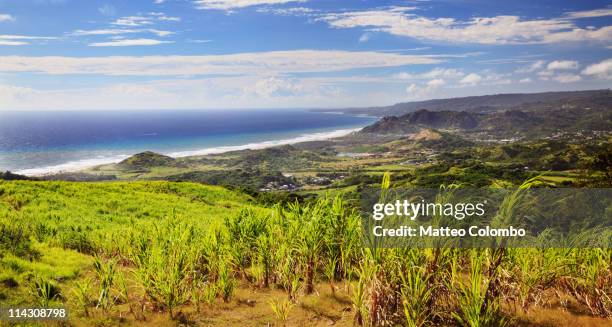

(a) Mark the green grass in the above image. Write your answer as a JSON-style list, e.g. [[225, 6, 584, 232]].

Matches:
[[0, 180, 255, 230], [2, 243, 91, 279], [0, 179, 609, 326], [0, 180, 265, 307], [362, 164, 411, 171], [0, 242, 92, 306]]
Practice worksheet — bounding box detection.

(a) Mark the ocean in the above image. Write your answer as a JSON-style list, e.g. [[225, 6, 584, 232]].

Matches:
[[0, 109, 376, 175]]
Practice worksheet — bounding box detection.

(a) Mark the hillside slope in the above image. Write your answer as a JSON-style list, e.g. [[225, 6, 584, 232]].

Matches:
[[323, 89, 610, 116], [360, 97, 612, 138], [0, 180, 262, 306], [118, 151, 178, 169], [361, 110, 481, 134]]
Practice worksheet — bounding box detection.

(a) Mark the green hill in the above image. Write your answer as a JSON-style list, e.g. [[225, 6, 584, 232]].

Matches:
[[359, 97, 611, 138], [361, 110, 480, 134], [119, 151, 177, 169], [0, 180, 263, 306]]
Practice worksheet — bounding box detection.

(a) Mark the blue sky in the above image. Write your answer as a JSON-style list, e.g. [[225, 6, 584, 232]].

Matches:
[[0, 0, 610, 110]]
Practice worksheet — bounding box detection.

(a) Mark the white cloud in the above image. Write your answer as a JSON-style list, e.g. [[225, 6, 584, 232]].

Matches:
[[421, 68, 464, 79], [394, 67, 464, 80], [426, 78, 445, 87], [72, 28, 143, 36], [0, 75, 367, 110], [256, 6, 314, 16], [72, 28, 173, 37], [245, 76, 303, 98], [553, 74, 581, 83], [528, 60, 583, 82], [194, 0, 306, 10], [0, 34, 57, 40], [110, 13, 180, 27], [519, 77, 532, 83], [88, 38, 173, 47], [0, 40, 27, 46], [582, 58, 612, 79], [2, 65, 609, 111], [532, 60, 598, 83], [537, 70, 553, 80], [0, 50, 440, 76], [0, 34, 57, 46], [405, 77, 445, 99], [546, 60, 579, 70], [474, 70, 512, 85], [0, 84, 33, 101], [564, 8, 612, 19], [188, 39, 212, 43], [149, 12, 181, 21], [460, 73, 482, 85], [158, 15, 181, 22], [113, 16, 154, 26], [358, 33, 371, 43], [515, 60, 545, 73], [0, 14, 15, 22], [319, 7, 612, 45], [74, 12, 179, 44], [154, 0, 166, 3], [150, 29, 174, 37], [406, 83, 420, 93]]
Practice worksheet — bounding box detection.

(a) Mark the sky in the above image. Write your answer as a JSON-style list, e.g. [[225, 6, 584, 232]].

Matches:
[[0, 0, 610, 110]]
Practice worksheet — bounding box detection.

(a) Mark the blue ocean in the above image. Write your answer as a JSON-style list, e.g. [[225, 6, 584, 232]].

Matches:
[[0, 110, 375, 175]]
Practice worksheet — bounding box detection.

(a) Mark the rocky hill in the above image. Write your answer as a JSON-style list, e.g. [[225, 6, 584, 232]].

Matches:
[[361, 109, 481, 134], [359, 93, 611, 138], [361, 110, 481, 134]]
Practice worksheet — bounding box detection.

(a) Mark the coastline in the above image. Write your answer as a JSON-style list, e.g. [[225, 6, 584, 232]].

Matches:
[[168, 127, 359, 157], [14, 127, 362, 177]]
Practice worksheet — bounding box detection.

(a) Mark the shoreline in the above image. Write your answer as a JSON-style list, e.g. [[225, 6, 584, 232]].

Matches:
[[14, 127, 362, 177]]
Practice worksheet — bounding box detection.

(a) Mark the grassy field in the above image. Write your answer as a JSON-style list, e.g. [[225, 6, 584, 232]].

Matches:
[[0, 181, 260, 306], [0, 178, 610, 326]]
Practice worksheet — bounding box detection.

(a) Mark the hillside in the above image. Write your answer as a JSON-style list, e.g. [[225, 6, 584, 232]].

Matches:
[[359, 96, 612, 138], [361, 110, 481, 134], [0, 181, 261, 304], [1, 179, 610, 327], [118, 151, 178, 170], [0, 180, 255, 248], [39, 90, 611, 192], [164, 169, 296, 191], [411, 129, 474, 150], [87, 145, 330, 191], [321, 89, 610, 117], [199, 144, 331, 171]]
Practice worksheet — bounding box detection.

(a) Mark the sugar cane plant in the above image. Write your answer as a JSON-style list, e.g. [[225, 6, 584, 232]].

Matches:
[[36, 174, 609, 325]]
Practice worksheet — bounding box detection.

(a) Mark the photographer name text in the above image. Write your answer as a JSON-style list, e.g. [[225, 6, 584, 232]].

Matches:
[[373, 225, 526, 237]]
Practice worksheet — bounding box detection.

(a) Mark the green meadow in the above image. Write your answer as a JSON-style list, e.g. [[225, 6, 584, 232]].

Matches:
[[0, 182, 258, 305]]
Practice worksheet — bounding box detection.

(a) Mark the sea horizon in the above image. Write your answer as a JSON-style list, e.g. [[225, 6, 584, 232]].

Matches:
[[0, 109, 375, 176]]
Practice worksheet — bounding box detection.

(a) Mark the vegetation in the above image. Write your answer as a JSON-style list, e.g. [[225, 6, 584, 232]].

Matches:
[[0, 177, 610, 326], [1, 90, 610, 325], [118, 151, 178, 170], [321, 89, 610, 117]]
